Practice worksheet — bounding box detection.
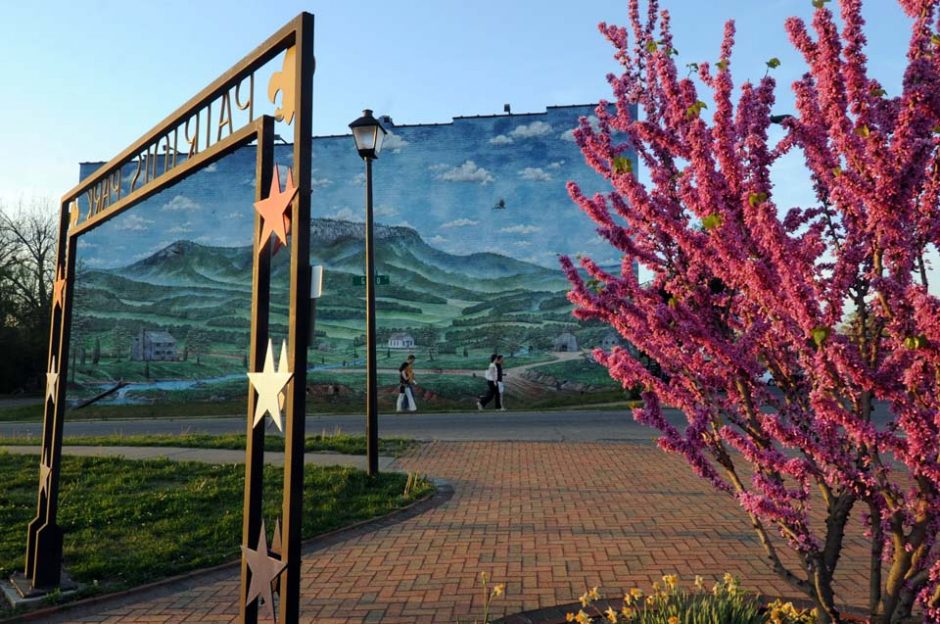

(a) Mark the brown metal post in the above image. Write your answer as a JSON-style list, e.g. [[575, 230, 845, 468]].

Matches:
[[239, 115, 274, 624], [364, 156, 379, 477], [25, 201, 74, 589], [279, 11, 314, 624]]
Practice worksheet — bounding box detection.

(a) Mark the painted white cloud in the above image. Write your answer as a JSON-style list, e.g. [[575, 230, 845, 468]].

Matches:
[[429, 235, 448, 245], [510, 121, 552, 139], [162, 195, 200, 212], [311, 177, 332, 188], [115, 214, 154, 231], [436, 160, 494, 185], [328, 207, 358, 221], [375, 204, 399, 217], [489, 134, 513, 145], [428, 163, 450, 172], [384, 132, 409, 151], [519, 167, 552, 182], [561, 116, 599, 141], [168, 222, 194, 234], [513, 241, 532, 247], [500, 224, 542, 235], [352, 172, 366, 186], [548, 160, 565, 169], [441, 218, 479, 229], [204, 163, 218, 173]]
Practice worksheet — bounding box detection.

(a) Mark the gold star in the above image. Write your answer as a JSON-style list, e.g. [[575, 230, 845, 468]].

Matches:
[[51, 266, 67, 311], [38, 449, 52, 498], [247, 340, 292, 431], [254, 165, 297, 251], [45, 356, 59, 405], [242, 520, 287, 622]]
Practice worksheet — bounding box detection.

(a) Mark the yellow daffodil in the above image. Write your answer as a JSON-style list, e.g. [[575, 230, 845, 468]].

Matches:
[[605, 606, 619, 623], [621, 606, 635, 618], [694, 575, 705, 590], [576, 609, 592, 624], [492, 584, 504, 597], [629, 588, 643, 599], [566, 613, 576, 623], [667, 616, 679, 624], [662, 574, 678, 590], [590, 586, 601, 600], [580, 591, 592, 607]]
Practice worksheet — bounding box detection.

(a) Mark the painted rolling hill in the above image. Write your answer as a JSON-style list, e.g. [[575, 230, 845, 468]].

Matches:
[[101, 218, 569, 297]]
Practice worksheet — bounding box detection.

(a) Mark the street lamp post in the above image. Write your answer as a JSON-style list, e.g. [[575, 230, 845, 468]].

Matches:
[[349, 109, 386, 477]]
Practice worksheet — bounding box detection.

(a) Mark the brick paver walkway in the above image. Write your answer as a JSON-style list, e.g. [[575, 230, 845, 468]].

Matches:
[[40, 441, 870, 623]]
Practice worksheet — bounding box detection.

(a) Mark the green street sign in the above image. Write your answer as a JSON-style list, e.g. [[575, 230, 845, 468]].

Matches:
[[353, 275, 390, 286]]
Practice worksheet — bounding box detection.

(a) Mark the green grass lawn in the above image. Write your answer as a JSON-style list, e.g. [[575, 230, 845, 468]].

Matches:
[[0, 432, 418, 457], [0, 452, 431, 616]]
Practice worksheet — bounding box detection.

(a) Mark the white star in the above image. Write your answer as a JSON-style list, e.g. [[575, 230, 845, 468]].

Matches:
[[247, 340, 292, 431], [46, 356, 59, 405]]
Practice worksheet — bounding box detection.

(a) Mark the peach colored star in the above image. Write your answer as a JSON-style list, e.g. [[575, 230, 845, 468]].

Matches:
[[242, 520, 286, 622], [51, 266, 66, 311], [254, 165, 297, 251]]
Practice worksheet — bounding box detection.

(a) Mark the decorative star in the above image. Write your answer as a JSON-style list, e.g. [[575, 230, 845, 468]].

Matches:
[[242, 520, 287, 622], [277, 344, 290, 414], [38, 448, 52, 498], [254, 165, 297, 251], [45, 356, 59, 405], [51, 266, 67, 311], [247, 339, 292, 432]]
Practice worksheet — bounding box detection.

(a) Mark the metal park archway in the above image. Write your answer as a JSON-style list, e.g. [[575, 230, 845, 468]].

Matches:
[[17, 14, 314, 624]]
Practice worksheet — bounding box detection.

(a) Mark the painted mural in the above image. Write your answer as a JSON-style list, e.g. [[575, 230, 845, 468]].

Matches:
[[69, 104, 638, 411]]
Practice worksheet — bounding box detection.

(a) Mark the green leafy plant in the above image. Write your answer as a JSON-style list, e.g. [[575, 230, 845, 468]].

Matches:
[[566, 574, 816, 624]]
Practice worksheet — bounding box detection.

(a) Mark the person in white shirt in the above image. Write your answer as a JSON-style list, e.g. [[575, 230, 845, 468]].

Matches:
[[476, 354, 502, 410]]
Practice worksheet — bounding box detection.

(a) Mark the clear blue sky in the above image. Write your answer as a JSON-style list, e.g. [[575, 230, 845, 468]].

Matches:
[[0, 0, 912, 205]]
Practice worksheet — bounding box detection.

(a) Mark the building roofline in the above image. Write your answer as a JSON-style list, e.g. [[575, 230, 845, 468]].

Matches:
[[80, 103, 602, 165]]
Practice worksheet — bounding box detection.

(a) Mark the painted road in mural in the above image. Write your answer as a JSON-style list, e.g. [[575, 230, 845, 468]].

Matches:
[[69, 105, 637, 410]]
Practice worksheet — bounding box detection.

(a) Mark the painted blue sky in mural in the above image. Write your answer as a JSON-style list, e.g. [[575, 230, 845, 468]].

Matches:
[[77, 104, 627, 270]]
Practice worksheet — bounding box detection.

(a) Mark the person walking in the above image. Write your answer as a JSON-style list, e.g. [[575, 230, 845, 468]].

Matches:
[[495, 354, 506, 411], [396, 354, 417, 412], [476, 354, 502, 410]]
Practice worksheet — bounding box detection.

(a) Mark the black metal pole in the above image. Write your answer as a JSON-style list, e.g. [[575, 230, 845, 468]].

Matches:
[[364, 156, 379, 476]]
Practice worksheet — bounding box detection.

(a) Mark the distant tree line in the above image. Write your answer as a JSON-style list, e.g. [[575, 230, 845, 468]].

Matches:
[[0, 198, 57, 393]]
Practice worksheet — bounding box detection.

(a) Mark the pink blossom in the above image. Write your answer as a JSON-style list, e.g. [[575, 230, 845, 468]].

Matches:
[[565, 1, 940, 620]]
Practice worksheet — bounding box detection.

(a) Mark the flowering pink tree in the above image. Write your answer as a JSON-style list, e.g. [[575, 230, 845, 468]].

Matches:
[[562, 1, 940, 622]]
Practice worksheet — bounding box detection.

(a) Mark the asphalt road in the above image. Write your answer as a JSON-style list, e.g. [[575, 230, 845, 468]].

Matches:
[[0, 408, 676, 442]]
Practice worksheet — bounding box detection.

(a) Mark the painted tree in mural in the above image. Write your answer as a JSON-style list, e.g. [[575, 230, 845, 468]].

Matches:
[[562, 0, 940, 622]]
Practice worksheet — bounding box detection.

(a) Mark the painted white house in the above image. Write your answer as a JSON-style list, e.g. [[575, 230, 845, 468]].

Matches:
[[131, 329, 178, 361], [388, 332, 415, 349]]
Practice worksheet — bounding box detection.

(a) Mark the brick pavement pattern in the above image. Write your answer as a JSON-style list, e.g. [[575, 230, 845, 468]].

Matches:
[[43, 441, 871, 623]]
